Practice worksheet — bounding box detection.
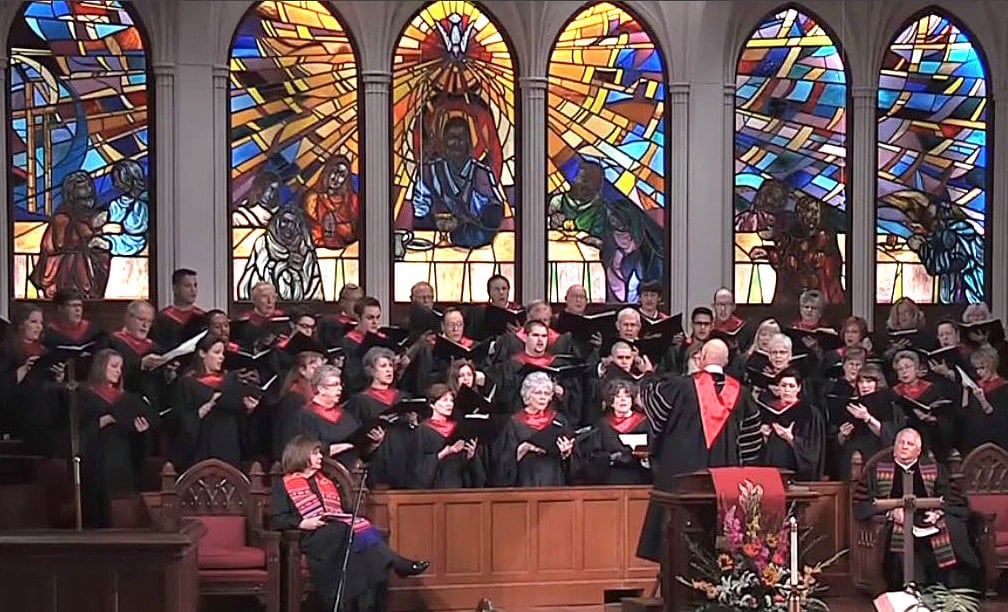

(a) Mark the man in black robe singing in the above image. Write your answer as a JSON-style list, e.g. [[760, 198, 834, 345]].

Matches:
[[636, 339, 762, 563]]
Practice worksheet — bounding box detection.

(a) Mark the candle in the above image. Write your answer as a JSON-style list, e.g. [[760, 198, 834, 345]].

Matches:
[[789, 516, 799, 586]]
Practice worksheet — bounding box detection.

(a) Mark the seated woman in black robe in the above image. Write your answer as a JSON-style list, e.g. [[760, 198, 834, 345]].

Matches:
[[80, 348, 154, 527], [296, 364, 370, 470], [0, 304, 65, 448], [754, 368, 825, 481], [412, 383, 486, 488], [833, 363, 904, 480], [491, 372, 574, 487], [273, 349, 326, 460], [271, 435, 428, 612], [891, 350, 957, 462], [170, 334, 260, 470], [574, 378, 651, 485], [959, 346, 1008, 453]]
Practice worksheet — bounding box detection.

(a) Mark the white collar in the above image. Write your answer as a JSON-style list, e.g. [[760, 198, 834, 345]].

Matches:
[[703, 365, 725, 375], [895, 460, 918, 472]]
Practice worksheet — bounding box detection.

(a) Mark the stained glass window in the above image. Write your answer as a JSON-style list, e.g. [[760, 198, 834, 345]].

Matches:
[[876, 13, 987, 305], [9, 0, 152, 300], [546, 2, 666, 304], [229, 1, 359, 302], [391, 0, 516, 303], [733, 8, 848, 308]]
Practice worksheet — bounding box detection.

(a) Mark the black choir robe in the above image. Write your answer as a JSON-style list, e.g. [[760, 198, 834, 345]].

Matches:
[[490, 408, 570, 488], [43, 318, 107, 380], [572, 411, 651, 485], [892, 379, 957, 462], [232, 309, 289, 352], [490, 327, 575, 365], [272, 382, 312, 460], [959, 376, 1008, 453], [295, 401, 362, 469], [344, 387, 417, 489], [635, 371, 763, 562], [338, 330, 376, 395], [412, 418, 487, 489], [489, 352, 584, 424], [823, 384, 903, 480], [108, 331, 168, 417], [0, 339, 57, 448], [151, 305, 206, 349], [755, 395, 825, 481], [170, 371, 249, 470], [318, 313, 356, 350]]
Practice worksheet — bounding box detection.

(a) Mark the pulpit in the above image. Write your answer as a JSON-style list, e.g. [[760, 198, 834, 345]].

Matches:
[[651, 469, 820, 611]]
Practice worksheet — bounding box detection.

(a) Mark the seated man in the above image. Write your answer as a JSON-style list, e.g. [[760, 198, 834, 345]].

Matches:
[[854, 428, 980, 590]]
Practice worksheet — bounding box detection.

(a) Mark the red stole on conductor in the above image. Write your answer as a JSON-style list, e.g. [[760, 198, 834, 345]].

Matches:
[[693, 371, 740, 450]]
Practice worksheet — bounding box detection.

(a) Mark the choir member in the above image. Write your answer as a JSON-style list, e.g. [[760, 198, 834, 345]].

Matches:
[[712, 287, 750, 350], [466, 274, 521, 341], [854, 428, 980, 590], [600, 341, 655, 385], [670, 307, 714, 374], [636, 339, 763, 563], [745, 332, 800, 391], [447, 358, 486, 396], [731, 318, 779, 381], [344, 347, 416, 489], [271, 435, 428, 612], [960, 302, 1008, 376], [926, 319, 973, 383], [891, 350, 956, 461], [820, 316, 874, 378], [151, 268, 205, 349], [881, 297, 937, 363], [412, 384, 486, 488], [232, 282, 288, 351], [493, 300, 572, 363], [788, 289, 831, 360], [108, 301, 170, 408], [318, 283, 361, 348], [558, 285, 604, 358], [754, 368, 825, 481], [273, 348, 326, 459], [490, 372, 573, 487], [573, 379, 651, 485], [959, 346, 1008, 453], [170, 334, 260, 469], [427, 307, 486, 384], [80, 348, 154, 527], [296, 365, 367, 469], [637, 281, 668, 321], [832, 363, 903, 480], [0, 305, 64, 450], [43, 288, 107, 381], [339, 296, 403, 394]]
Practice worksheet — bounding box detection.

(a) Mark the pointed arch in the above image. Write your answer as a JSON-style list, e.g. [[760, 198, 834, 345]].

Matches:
[[8, 0, 154, 301], [732, 5, 849, 309], [390, 1, 519, 303], [875, 8, 990, 305], [545, 1, 668, 304], [228, 1, 361, 303]]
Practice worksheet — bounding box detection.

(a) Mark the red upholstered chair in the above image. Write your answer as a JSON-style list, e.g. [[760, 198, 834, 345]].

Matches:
[[959, 443, 1008, 592], [268, 458, 365, 612], [152, 459, 280, 612], [849, 448, 892, 595]]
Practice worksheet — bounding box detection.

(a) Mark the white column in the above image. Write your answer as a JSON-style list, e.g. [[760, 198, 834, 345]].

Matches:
[[990, 88, 1008, 319], [361, 70, 391, 315], [152, 63, 176, 307], [519, 76, 547, 301], [0, 54, 8, 317], [211, 63, 230, 310], [850, 86, 877, 327], [668, 81, 689, 314], [722, 82, 735, 293]]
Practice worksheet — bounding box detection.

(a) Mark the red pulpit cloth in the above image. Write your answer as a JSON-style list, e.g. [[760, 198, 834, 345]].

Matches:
[[708, 466, 787, 522]]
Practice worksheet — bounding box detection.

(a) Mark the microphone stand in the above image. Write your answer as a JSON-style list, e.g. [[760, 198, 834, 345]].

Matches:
[[66, 357, 83, 531], [332, 465, 369, 612]]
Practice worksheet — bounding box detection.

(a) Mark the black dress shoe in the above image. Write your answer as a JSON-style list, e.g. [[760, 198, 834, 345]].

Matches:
[[393, 558, 430, 577]]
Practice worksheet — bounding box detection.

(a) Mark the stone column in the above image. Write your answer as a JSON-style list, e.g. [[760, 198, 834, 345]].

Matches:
[[722, 82, 736, 293], [0, 54, 8, 316], [361, 70, 391, 315], [850, 86, 877, 326], [211, 63, 231, 309], [990, 89, 1008, 319], [519, 76, 547, 301], [152, 63, 177, 306], [668, 81, 689, 314]]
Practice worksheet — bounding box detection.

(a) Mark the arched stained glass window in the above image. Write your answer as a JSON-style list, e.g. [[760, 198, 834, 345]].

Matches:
[[546, 2, 666, 304], [229, 1, 360, 302], [876, 12, 988, 305], [9, 0, 152, 300], [391, 0, 517, 303], [733, 7, 848, 308]]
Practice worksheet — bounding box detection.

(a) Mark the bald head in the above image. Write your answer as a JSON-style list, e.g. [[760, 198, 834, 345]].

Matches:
[[700, 339, 730, 368]]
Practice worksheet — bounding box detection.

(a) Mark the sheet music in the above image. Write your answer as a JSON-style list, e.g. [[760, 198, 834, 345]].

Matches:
[[913, 525, 939, 538], [159, 330, 208, 363], [618, 433, 648, 448], [956, 365, 980, 391]]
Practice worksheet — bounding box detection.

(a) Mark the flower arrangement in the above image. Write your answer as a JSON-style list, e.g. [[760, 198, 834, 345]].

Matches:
[[677, 480, 847, 611]]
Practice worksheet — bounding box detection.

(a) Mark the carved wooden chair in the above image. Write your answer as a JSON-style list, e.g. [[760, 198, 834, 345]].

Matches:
[[268, 457, 365, 612], [849, 448, 892, 595], [151, 459, 280, 612], [959, 443, 1008, 592]]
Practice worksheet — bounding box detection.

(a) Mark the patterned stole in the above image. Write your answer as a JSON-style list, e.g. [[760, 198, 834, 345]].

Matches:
[[876, 460, 956, 568], [283, 473, 372, 533]]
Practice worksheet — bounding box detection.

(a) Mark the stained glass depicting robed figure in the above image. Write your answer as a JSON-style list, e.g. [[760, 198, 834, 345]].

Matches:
[[229, 1, 361, 302], [9, 0, 152, 300], [392, 0, 517, 303], [734, 8, 848, 308], [546, 2, 666, 304]]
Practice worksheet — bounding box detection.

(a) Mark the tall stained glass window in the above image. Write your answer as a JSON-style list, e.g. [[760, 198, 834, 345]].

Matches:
[[229, 1, 360, 302], [876, 13, 988, 304], [392, 0, 517, 302], [546, 2, 666, 304], [9, 1, 152, 300], [734, 8, 848, 308]]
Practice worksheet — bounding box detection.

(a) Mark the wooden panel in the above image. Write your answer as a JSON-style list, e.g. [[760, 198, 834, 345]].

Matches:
[[625, 493, 654, 574], [583, 498, 622, 571], [443, 502, 483, 577], [536, 500, 576, 571], [490, 500, 529, 574], [801, 481, 849, 572]]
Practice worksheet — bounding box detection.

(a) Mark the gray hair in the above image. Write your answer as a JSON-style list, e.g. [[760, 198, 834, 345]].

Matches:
[[893, 349, 920, 369], [310, 364, 341, 389], [519, 372, 553, 405], [363, 347, 396, 377], [767, 332, 792, 353]]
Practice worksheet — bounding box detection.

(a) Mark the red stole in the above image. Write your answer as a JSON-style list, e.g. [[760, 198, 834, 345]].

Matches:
[[195, 372, 224, 389], [980, 376, 1008, 395], [21, 339, 45, 357], [693, 372, 741, 450], [512, 352, 555, 367], [307, 400, 343, 424], [282, 472, 372, 532], [425, 417, 457, 438], [244, 309, 284, 327], [344, 329, 364, 344], [714, 316, 745, 334], [606, 411, 646, 434], [113, 330, 155, 356], [793, 319, 821, 331], [226, 341, 241, 353], [516, 408, 556, 430], [91, 383, 123, 404], [365, 386, 399, 406], [161, 306, 204, 324], [894, 380, 932, 400], [49, 319, 92, 342], [457, 336, 474, 348]]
